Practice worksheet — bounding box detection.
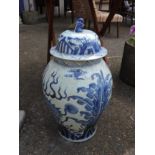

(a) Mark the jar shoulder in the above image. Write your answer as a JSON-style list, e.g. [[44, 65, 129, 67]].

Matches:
[[44, 58, 111, 77]]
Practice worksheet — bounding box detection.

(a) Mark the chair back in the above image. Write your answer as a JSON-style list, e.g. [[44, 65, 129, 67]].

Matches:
[[72, 0, 94, 20], [72, 0, 100, 35]]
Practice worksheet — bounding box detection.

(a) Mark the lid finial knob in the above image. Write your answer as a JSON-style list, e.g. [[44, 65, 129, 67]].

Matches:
[[74, 18, 84, 33]]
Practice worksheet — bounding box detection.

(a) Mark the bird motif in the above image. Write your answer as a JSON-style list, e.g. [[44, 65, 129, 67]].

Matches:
[[65, 69, 87, 80]]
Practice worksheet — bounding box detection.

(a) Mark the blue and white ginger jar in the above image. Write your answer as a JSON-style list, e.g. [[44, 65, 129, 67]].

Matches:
[[42, 18, 113, 142]]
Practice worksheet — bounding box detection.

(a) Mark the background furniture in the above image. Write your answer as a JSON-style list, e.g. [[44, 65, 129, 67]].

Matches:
[[72, 0, 123, 38], [97, 0, 123, 37], [45, 0, 56, 63], [45, 0, 123, 63], [98, 0, 110, 11]]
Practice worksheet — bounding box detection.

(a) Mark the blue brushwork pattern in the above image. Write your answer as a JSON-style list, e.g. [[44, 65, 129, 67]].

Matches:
[[56, 35, 101, 56], [68, 70, 112, 126], [64, 69, 87, 80], [64, 104, 79, 114], [74, 18, 84, 32], [43, 70, 112, 141], [59, 125, 96, 141], [43, 72, 67, 100]]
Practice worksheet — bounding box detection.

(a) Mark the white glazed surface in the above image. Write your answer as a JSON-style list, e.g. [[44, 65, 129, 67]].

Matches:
[[42, 58, 112, 135]]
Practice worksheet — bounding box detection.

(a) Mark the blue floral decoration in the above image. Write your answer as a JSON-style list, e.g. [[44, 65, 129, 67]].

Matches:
[[43, 69, 112, 141]]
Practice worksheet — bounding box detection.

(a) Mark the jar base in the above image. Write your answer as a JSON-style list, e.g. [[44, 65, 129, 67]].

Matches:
[[58, 126, 97, 142]]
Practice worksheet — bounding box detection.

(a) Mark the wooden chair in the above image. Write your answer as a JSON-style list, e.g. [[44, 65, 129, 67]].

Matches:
[[97, 0, 113, 34], [97, 0, 110, 11], [45, 0, 118, 63], [45, 0, 56, 63], [72, 0, 123, 38]]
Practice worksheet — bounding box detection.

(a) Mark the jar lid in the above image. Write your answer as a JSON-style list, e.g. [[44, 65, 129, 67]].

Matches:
[[50, 18, 107, 61]]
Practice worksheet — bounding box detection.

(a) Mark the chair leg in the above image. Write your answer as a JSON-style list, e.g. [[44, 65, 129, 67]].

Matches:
[[117, 22, 119, 38], [108, 23, 111, 33], [99, 37, 104, 46], [88, 20, 91, 29]]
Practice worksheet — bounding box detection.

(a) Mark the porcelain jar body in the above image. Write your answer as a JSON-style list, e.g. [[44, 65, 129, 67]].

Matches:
[[42, 58, 112, 142]]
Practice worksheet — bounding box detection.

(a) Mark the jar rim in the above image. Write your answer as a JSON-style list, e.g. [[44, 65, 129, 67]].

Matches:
[[50, 46, 107, 61]]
